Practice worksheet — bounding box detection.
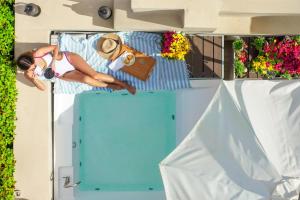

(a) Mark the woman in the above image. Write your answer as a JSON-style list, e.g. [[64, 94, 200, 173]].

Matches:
[[16, 45, 136, 94]]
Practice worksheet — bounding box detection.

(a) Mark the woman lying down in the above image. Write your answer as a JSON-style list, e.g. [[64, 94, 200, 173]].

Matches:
[[16, 45, 136, 95]]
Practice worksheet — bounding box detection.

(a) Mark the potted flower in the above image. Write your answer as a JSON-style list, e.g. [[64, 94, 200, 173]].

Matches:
[[232, 38, 248, 78], [251, 36, 300, 79], [161, 31, 191, 61]]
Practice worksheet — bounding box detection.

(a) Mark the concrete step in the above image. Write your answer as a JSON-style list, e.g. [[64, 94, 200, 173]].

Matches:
[[220, 0, 300, 16], [128, 0, 218, 31], [114, 0, 218, 32], [131, 0, 183, 12], [114, 0, 183, 31], [183, 1, 218, 31]]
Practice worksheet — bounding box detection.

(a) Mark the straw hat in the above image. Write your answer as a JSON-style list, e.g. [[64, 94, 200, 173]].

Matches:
[[97, 33, 122, 60]]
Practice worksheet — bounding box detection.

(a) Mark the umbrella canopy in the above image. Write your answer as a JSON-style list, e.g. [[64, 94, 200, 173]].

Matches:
[[160, 81, 300, 200]]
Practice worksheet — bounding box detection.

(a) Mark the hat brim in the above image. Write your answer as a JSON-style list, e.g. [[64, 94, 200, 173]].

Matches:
[[97, 33, 122, 60]]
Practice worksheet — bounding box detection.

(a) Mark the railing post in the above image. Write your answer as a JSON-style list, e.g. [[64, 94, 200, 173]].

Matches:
[[223, 36, 235, 80]]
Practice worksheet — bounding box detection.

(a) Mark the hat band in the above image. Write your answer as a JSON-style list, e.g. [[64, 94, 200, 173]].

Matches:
[[104, 39, 120, 54]]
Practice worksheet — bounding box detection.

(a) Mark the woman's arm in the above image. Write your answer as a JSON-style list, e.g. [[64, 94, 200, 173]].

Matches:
[[50, 45, 59, 71], [52, 45, 59, 59], [33, 45, 58, 58], [24, 71, 46, 91]]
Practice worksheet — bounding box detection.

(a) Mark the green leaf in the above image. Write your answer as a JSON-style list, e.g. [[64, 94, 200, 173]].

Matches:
[[232, 38, 244, 52], [234, 59, 246, 78], [251, 37, 265, 52], [0, 1, 16, 199]]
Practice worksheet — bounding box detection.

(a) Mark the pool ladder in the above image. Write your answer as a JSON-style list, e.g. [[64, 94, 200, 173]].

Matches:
[[63, 176, 81, 188]]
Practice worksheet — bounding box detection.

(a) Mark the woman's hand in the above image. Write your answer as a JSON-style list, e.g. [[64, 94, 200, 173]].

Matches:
[[26, 70, 36, 79], [24, 71, 46, 91]]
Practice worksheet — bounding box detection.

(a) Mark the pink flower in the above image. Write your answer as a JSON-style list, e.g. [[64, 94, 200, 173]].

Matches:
[[264, 43, 271, 53], [267, 38, 300, 76]]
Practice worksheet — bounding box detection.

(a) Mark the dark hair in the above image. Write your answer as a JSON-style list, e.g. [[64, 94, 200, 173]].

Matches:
[[16, 52, 34, 71]]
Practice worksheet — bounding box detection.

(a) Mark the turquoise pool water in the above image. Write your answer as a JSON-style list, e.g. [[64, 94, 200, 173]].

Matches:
[[73, 91, 176, 191]]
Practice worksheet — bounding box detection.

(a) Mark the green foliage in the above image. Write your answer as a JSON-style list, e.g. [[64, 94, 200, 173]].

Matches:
[[0, 0, 16, 199], [234, 60, 246, 78], [252, 37, 265, 53], [232, 38, 244, 52], [0, 0, 14, 5], [280, 72, 292, 80], [0, 1, 15, 57], [293, 35, 300, 44]]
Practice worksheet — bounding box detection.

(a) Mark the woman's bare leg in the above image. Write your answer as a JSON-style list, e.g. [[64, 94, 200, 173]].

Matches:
[[60, 70, 107, 87], [67, 53, 99, 77], [67, 53, 136, 94], [93, 73, 136, 94], [60, 70, 123, 91]]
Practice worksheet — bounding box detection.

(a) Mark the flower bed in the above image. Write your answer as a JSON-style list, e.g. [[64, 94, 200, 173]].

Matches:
[[0, 0, 17, 199], [161, 31, 191, 61], [233, 36, 300, 79]]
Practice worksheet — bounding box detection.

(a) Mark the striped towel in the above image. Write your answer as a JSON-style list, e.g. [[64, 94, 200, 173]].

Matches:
[[54, 32, 190, 94]]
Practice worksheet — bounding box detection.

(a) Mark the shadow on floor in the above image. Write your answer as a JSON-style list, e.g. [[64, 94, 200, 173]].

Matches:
[[116, 0, 183, 28], [15, 42, 49, 56], [126, 10, 183, 29], [62, 0, 113, 29], [14, 2, 31, 16], [186, 35, 223, 78], [16, 71, 36, 88], [250, 16, 300, 34]]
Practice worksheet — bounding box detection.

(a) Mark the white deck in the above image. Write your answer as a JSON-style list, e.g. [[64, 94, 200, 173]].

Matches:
[[54, 80, 220, 200]]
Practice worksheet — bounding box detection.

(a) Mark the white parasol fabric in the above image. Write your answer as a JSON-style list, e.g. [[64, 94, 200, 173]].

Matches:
[[160, 80, 300, 200]]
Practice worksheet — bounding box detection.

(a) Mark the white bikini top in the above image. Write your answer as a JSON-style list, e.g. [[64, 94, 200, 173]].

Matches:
[[33, 53, 52, 76], [33, 52, 74, 78]]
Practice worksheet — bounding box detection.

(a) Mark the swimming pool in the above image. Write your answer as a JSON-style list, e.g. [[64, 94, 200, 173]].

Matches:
[[54, 80, 221, 200], [72, 91, 176, 192]]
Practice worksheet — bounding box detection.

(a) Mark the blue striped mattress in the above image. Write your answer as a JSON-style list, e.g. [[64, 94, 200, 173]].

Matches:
[[54, 32, 190, 94]]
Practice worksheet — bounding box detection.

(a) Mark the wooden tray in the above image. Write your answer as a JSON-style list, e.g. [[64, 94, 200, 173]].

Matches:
[[113, 45, 156, 81]]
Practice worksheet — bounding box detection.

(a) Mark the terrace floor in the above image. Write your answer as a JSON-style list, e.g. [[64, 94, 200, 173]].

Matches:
[[186, 35, 223, 79], [15, 29, 224, 200], [14, 1, 298, 200]]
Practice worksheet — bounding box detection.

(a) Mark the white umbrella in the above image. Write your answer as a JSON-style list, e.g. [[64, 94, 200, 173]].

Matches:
[[160, 81, 300, 200]]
